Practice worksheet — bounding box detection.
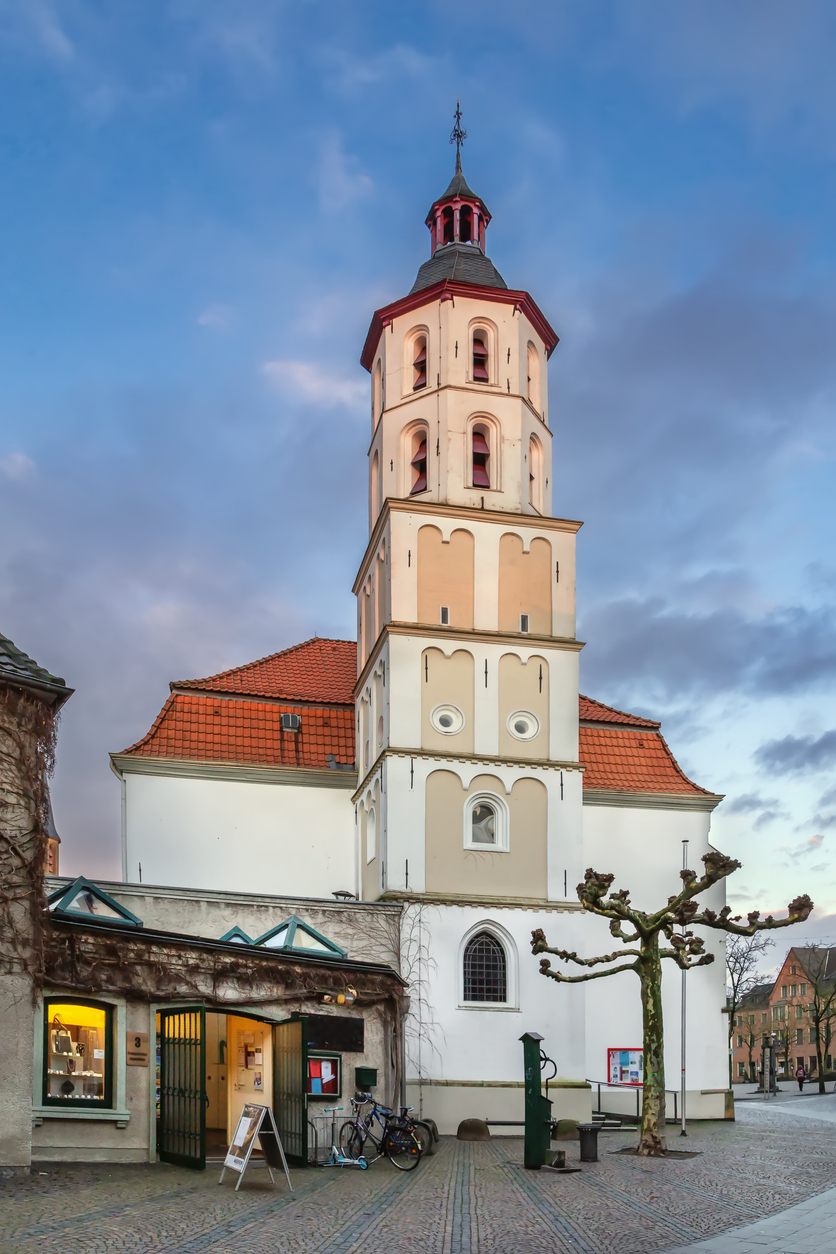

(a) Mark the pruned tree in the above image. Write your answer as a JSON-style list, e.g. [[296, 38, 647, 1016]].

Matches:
[[798, 945, 836, 1093], [725, 933, 774, 1085], [531, 853, 812, 1156]]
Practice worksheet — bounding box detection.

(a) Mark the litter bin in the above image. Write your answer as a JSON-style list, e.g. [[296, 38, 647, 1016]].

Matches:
[[577, 1123, 600, 1163]]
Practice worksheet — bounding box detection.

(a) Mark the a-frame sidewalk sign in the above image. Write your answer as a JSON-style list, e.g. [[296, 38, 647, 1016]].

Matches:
[[219, 1103, 292, 1192]]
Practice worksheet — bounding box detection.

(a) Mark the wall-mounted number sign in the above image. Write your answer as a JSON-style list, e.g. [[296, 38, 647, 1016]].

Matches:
[[127, 1032, 150, 1067]]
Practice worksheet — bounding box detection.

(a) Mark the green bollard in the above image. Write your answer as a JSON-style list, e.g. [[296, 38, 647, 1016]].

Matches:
[[520, 1032, 552, 1169]]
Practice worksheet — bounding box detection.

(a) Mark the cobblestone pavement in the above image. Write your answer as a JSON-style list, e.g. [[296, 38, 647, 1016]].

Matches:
[[3, 1100, 836, 1254]]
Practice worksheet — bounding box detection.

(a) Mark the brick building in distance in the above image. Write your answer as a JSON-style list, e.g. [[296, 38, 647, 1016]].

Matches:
[[731, 947, 836, 1083]]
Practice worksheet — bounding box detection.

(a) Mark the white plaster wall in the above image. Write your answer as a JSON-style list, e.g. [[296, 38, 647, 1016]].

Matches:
[[406, 903, 588, 1091], [123, 773, 356, 899], [581, 803, 728, 1101]]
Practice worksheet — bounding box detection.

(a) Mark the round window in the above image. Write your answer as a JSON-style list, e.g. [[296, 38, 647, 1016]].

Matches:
[[430, 704, 465, 735], [507, 710, 540, 741]]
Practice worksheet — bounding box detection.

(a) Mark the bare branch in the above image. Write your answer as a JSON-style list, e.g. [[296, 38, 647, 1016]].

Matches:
[[531, 929, 640, 965], [538, 956, 638, 983]]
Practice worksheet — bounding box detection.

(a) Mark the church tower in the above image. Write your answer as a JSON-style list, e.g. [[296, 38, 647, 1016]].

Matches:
[[353, 128, 584, 908]]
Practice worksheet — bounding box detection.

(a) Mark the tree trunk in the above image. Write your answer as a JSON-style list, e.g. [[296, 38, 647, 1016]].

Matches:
[[637, 934, 667, 1156], [816, 1026, 825, 1094]]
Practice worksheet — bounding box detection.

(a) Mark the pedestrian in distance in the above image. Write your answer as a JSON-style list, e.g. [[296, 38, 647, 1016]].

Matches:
[[795, 1063, 806, 1092]]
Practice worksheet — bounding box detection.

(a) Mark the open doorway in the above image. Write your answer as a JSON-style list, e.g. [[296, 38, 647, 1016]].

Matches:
[[205, 1012, 274, 1158], [156, 1007, 279, 1169]]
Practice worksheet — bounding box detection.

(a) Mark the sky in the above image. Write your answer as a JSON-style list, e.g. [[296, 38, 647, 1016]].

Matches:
[[1, 0, 835, 957]]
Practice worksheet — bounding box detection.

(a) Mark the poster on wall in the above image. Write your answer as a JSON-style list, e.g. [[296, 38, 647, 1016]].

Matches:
[[608, 1048, 643, 1086]]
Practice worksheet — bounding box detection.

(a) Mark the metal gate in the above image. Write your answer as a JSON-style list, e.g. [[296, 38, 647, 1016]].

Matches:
[[158, 1006, 206, 1170], [273, 1017, 307, 1166]]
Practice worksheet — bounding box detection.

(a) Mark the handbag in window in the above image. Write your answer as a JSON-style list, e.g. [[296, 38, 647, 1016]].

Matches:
[[51, 1026, 73, 1055]]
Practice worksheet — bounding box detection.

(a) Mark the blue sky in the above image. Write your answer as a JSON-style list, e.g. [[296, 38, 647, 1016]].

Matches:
[[1, 1, 835, 948]]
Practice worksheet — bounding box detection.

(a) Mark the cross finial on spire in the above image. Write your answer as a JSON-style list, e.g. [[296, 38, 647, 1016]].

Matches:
[[450, 98, 466, 170]]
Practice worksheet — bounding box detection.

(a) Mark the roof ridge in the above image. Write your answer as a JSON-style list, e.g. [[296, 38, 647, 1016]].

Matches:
[[171, 637, 355, 690], [579, 693, 660, 728]]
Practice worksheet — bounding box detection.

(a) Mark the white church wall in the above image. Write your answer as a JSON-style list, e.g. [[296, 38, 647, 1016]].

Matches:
[[580, 801, 729, 1117], [120, 769, 356, 899], [403, 903, 591, 1134]]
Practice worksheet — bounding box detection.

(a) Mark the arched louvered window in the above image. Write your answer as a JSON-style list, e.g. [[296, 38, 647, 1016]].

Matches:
[[472, 333, 489, 382], [459, 205, 473, 243], [442, 206, 454, 245], [410, 437, 427, 494], [472, 425, 490, 488], [413, 335, 427, 391], [463, 932, 507, 1003]]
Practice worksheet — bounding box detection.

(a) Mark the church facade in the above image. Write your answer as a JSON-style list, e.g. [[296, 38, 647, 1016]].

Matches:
[[110, 156, 730, 1132]]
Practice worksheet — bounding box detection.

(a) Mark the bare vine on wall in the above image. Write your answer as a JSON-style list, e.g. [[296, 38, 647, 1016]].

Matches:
[[0, 686, 57, 998]]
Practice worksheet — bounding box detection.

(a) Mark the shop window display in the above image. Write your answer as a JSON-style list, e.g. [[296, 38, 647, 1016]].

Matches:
[[43, 999, 113, 1106]]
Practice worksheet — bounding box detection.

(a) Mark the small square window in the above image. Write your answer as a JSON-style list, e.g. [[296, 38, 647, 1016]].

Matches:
[[281, 713, 301, 732], [440, 606, 449, 626], [519, 614, 529, 633]]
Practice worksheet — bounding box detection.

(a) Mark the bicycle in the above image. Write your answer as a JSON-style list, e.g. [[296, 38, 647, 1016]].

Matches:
[[339, 1093, 422, 1171]]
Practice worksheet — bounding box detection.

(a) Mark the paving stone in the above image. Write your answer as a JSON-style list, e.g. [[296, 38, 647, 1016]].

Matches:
[[2, 1100, 836, 1253]]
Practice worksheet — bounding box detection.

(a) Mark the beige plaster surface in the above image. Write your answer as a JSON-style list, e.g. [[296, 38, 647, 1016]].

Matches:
[[424, 770, 547, 898]]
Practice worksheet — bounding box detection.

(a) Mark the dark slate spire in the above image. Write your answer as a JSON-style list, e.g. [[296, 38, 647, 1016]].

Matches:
[[412, 104, 505, 294]]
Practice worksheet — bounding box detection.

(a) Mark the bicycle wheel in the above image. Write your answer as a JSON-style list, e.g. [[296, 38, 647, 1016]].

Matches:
[[339, 1121, 365, 1160], [413, 1121, 435, 1156], [383, 1127, 422, 1171]]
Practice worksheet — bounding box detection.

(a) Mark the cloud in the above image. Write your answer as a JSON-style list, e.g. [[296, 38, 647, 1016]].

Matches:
[[819, 787, 836, 809], [724, 793, 780, 816], [316, 132, 373, 214], [780, 834, 825, 862], [261, 358, 367, 409], [579, 597, 836, 704], [0, 453, 36, 481], [0, 0, 75, 61], [755, 729, 836, 774], [197, 304, 235, 331]]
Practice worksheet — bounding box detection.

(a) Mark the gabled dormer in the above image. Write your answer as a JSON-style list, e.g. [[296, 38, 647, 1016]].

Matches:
[[47, 877, 142, 928]]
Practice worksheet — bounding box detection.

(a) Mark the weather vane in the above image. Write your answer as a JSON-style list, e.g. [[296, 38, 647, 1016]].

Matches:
[[450, 99, 467, 158]]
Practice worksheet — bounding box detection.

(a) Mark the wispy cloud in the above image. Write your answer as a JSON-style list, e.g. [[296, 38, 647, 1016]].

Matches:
[[755, 729, 836, 774], [197, 303, 235, 331], [316, 131, 373, 214], [0, 453, 36, 481], [780, 834, 825, 862], [261, 358, 366, 409]]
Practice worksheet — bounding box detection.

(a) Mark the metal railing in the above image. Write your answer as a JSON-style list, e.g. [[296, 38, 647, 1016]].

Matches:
[[586, 1078, 681, 1124]]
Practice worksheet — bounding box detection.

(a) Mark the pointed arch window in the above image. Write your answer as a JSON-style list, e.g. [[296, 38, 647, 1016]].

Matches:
[[472, 333, 489, 382], [463, 932, 507, 1003], [472, 426, 491, 488], [413, 335, 427, 390]]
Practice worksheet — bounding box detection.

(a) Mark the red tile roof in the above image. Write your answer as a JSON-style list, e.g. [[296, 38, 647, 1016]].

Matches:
[[579, 694, 659, 728], [123, 641, 710, 796], [123, 694, 355, 771], [579, 726, 709, 794], [172, 638, 356, 705]]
